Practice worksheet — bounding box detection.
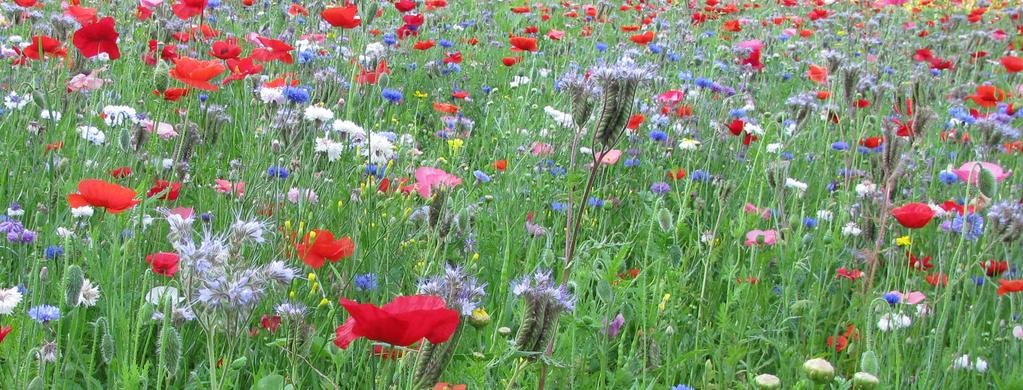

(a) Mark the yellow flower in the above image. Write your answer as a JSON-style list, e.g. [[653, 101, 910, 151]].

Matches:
[[308, 273, 316, 282], [472, 253, 480, 261], [414, 91, 428, 98], [318, 298, 330, 308], [896, 236, 912, 247], [447, 138, 464, 152]]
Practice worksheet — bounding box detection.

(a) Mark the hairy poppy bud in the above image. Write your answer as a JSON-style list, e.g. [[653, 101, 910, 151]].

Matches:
[[753, 373, 781, 389], [803, 358, 835, 384]]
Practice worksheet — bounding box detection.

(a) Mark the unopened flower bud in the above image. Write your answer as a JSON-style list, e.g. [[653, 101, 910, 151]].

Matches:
[[803, 358, 835, 384], [852, 372, 879, 389], [753, 373, 781, 389], [469, 308, 491, 329]]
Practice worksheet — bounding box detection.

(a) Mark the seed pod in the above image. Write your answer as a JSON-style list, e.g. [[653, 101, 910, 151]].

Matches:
[[63, 265, 84, 307], [979, 168, 997, 198], [860, 350, 879, 374], [157, 325, 182, 377]]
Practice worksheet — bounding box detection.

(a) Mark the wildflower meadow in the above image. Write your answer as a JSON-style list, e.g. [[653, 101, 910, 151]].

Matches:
[[1, 0, 1023, 388]]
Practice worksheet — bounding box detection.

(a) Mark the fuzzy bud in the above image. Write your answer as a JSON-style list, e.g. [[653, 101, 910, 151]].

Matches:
[[753, 373, 781, 389], [803, 358, 835, 384], [852, 372, 880, 389]]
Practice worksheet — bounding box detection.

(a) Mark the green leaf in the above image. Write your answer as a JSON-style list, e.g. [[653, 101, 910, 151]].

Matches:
[[252, 374, 285, 390], [596, 279, 613, 304]]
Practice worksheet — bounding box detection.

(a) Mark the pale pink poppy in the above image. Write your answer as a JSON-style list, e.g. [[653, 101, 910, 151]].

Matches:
[[889, 291, 926, 305], [992, 30, 1008, 41], [597, 149, 622, 165], [139, 0, 163, 8], [736, 39, 762, 51], [67, 71, 107, 93], [952, 161, 1011, 184], [143, 120, 177, 139], [656, 90, 685, 106], [744, 229, 779, 246], [530, 142, 554, 156], [168, 207, 193, 219], [414, 167, 462, 198], [214, 179, 245, 197], [743, 203, 772, 219]]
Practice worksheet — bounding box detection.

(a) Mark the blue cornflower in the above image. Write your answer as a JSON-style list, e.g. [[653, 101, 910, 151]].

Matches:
[[883, 292, 901, 306], [671, 385, 695, 390], [587, 197, 605, 208], [938, 171, 959, 184], [650, 182, 670, 195], [831, 141, 849, 151], [551, 202, 568, 212], [198, 93, 209, 103], [549, 166, 566, 177], [950, 213, 984, 241], [803, 217, 818, 229], [438, 39, 454, 48], [44, 245, 63, 260], [694, 77, 713, 88], [648, 44, 663, 54], [28, 305, 60, 324], [354, 273, 378, 291], [781, 152, 794, 161], [649, 130, 667, 142], [382, 34, 397, 45], [266, 166, 290, 179], [595, 42, 608, 52], [382, 89, 403, 103], [624, 158, 640, 168], [473, 170, 492, 183], [690, 170, 711, 182], [284, 87, 310, 104]]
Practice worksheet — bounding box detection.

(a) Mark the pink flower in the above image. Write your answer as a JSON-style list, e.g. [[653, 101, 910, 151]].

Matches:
[[143, 120, 177, 139], [139, 0, 163, 8], [530, 142, 554, 156], [414, 167, 462, 198], [67, 70, 107, 93], [168, 207, 194, 219], [598, 149, 622, 165], [744, 229, 779, 246], [743, 203, 771, 219], [952, 161, 1011, 184], [656, 89, 684, 106], [287, 187, 319, 204], [890, 291, 926, 305], [214, 179, 244, 197]]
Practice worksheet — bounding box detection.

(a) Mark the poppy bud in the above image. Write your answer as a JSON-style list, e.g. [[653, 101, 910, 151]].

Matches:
[[230, 356, 247, 369], [859, 350, 879, 375], [852, 372, 879, 389], [753, 373, 781, 389], [497, 326, 512, 336], [802, 358, 835, 384], [63, 265, 84, 307], [657, 208, 673, 232], [32, 90, 47, 109], [979, 168, 997, 198]]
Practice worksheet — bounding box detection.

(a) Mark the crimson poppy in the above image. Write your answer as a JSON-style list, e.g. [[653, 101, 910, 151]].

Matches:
[[626, 114, 645, 130], [826, 324, 857, 352], [14, 0, 36, 7], [322, 4, 362, 29], [72, 17, 120, 60], [1000, 56, 1023, 73], [251, 37, 294, 64], [223, 56, 264, 84], [0, 326, 10, 344], [891, 202, 935, 229], [980, 260, 1008, 277], [835, 267, 863, 280], [334, 295, 459, 349], [172, 0, 207, 20], [966, 85, 1007, 108], [110, 167, 133, 178], [145, 252, 180, 277], [65, 5, 98, 24], [907, 251, 933, 271], [395, 0, 416, 12], [509, 36, 538, 52], [154, 88, 190, 102], [169, 57, 226, 91], [998, 279, 1023, 295], [147, 180, 182, 201], [807, 64, 828, 84], [501, 56, 520, 66], [414, 40, 436, 50], [22, 36, 67, 60], [629, 31, 655, 45], [209, 38, 242, 60], [67, 179, 140, 214], [295, 229, 354, 269], [494, 160, 508, 171]]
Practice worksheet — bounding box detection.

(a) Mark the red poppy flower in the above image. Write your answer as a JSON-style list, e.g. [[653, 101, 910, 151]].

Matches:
[[966, 85, 1007, 108], [414, 40, 436, 50], [826, 324, 857, 352], [322, 4, 361, 29], [629, 31, 655, 45], [67, 179, 140, 214], [433, 102, 459, 114], [0, 326, 11, 344], [223, 56, 264, 84], [980, 260, 1008, 277], [72, 17, 120, 60], [667, 168, 686, 180], [172, 0, 208, 20], [395, 0, 416, 12], [835, 267, 863, 280], [110, 167, 133, 178], [334, 295, 459, 349], [626, 114, 645, 130], [907, 252, 933, 271], [891, 202, 935, 229], [260, 314, 281, 332], [14, 0, 37, 7], [295, 229, 354, 269], [169, 57, 226, 91], [494, 160, 508, 171], [1001, 56, 1023, 73], [807, 64, 828, 84], [22, 36, 67, 60], [859, 136, 883, 148], [65, 5, 98, 25], [147, 180, 182, 201], [998, 279, 1023, 295], [154, 88, 190, 102], [251, 37, 294, 64], [925, 273, 948, 287], [145, 252, 180, 277], [501, 56, 520, 66], [209, 38, 242, 60], [433, 383, 467, 390], [509, 36, 538, 52]]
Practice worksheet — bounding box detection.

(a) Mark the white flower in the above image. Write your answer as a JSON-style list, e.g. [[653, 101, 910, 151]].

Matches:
[[3, 92, 29, 110], [915, 304, 931, 317], [56, 227, 74, 238], [678, 138, 701, 150], [952, 355, 972, 370], [71, 206, 95, 218], [743, 122, 764, 136], [258, 87, 286, 104], [816, 210, 833, 222], [332, 119, 365, 139], [303, 105, 334, 122], [363, 42, 387, 59], [784, 178, 808, 192], [855, 181, 877, 197], [974, 357, 988, 373], [7, 207, 24, 217], [363, 133, 395, 164], [77, 279, 100, 307], [76, 126, 106, 145], [315, 137, 345, 161], [40, 109, 61, 121], [877, 313, 911, 331], [0, 287, 23, 315], [543, 106, 574, 128], [538, 68, 551, 77], [510, 76, 530, 88], [161, 158, 174, 169], [145, 286, 182, 306], [1013, 325, 1023, 340], [102, 105, 138, 126], [765, 143, 783, 153], [841, 222, 861, 236]]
